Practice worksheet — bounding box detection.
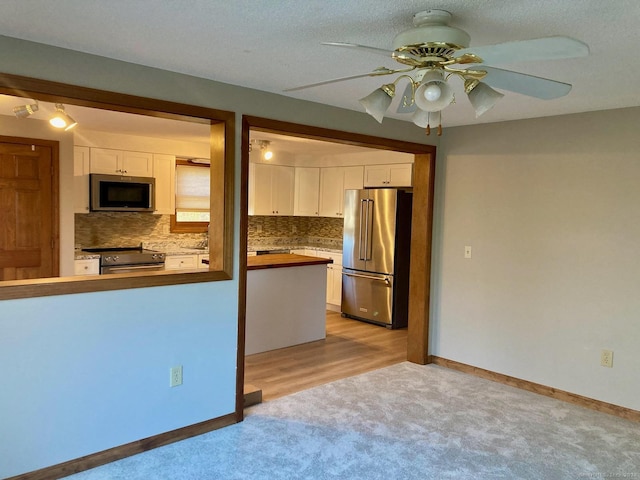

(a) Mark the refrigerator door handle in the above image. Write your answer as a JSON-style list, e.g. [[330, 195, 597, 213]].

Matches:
[[365, 199, 374, 261], [343, 270, 391, 286], [359, 199, 368, 260]]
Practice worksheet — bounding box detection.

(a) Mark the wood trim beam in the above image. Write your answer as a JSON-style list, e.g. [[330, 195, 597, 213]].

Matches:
[[407, 153, 436, 364], [431, 356, 640, 423], [5, 414, 237, 480]]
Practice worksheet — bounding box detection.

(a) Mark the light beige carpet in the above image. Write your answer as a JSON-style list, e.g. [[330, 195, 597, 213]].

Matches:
[[68, 363, 640, 479]]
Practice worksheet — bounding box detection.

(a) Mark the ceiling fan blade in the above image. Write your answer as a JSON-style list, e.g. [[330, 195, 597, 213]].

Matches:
[[321, 42, 395, 58], [458, 36, 589, 65], [283, 68, 396, 92], [479, 66, 572, 99]]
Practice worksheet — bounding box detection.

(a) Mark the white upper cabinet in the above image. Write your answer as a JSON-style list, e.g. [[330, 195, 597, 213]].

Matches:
[[153, 154, 176, 214], [363, 163, 413, 187], [294, 167, 320, 216], [73, 146, 90, 213], [90, 148, 153, 177], [249, 163, 295, 216], [319, 166, 364, 218]]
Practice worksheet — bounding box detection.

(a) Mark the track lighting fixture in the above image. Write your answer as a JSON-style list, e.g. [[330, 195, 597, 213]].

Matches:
[[13, 100, 39, 118], [49, 103, 77, 130]]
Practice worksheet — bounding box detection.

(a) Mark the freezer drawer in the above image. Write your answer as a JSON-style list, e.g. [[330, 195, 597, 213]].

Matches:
[[341, 269, 393, 326]]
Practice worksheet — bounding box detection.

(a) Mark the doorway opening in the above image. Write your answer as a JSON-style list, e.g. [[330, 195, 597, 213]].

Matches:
[[237, 116, 436, 411]]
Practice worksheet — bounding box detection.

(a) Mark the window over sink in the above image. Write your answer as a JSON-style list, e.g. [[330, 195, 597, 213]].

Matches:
[[0, 73, 234, 300], [171, 159, 211, 233]]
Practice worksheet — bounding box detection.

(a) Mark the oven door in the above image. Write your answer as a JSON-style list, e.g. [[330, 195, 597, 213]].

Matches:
[[101, 264, 165, 274]]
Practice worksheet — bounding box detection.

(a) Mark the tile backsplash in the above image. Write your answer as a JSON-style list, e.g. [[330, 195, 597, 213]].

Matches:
[[248, 216, 343, 249], [75, 213, 205, 249], [75, 213, 343, 251]]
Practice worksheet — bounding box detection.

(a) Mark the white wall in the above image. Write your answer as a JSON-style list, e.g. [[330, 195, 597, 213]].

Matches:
[[0, 35, 435, 478], [432, 107, 640, 411], [76, 129, 211, 159]]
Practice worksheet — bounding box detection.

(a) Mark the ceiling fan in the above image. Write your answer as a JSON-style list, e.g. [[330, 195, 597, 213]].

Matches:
[[285, 9, 589, 135]]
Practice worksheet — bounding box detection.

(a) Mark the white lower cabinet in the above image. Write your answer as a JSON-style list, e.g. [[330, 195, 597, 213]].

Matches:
[[314, 251, 343, 307], [164, 255, 199, 270], [74, 259, 100, 276]]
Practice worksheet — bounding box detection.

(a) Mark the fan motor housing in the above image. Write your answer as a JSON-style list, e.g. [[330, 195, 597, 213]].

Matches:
[[392, 9, 470, 55]]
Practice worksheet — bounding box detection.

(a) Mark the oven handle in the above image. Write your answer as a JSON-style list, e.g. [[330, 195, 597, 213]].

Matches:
[[104, 264, 164, 272]]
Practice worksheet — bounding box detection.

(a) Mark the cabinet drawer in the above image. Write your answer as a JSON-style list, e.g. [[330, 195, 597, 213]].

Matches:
[[74, 259, 100, 276], [164, 255, 199, 270]]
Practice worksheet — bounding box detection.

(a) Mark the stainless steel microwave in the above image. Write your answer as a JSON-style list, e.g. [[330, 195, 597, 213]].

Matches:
[[90, 174, 155, 212]]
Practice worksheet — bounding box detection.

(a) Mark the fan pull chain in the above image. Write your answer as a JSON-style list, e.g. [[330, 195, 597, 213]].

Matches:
[[425, 112, 443, 136]]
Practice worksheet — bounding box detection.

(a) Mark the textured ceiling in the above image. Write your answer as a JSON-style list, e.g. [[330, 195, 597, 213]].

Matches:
[[1, 0, 639, 130]]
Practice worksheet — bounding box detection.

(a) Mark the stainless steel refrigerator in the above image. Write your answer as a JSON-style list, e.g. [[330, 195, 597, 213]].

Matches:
[[341, 188, 412, 329]]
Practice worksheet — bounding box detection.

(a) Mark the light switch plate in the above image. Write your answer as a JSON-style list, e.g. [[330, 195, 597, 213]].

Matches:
[[464, 246, 472, 259]]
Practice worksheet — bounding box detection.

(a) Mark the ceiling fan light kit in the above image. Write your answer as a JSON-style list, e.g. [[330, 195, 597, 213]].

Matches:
[[287, 9, 589, 136], [358, 83, 396, 123]]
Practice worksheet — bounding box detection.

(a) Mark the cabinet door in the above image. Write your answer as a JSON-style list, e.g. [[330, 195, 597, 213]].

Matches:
[[122, 151, 153, 176], [73, 146, 90, 213], [388, 163, 413, 187], [328, 266, 343, 306], [250, 163, 275, 215], [272, 165, 294, 215], [363, 164, 391, 187], [153, 154, 176, 214], [294, 167, 320, 216], [318, 167, 344, 218], [342, 166, 364, 190], [364, 163, 413, 187], [339, 166, 364, 215], [90, 148, 122, 174]]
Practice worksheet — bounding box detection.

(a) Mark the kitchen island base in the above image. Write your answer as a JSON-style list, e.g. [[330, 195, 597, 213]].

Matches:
[[246, 254, 331, 355]]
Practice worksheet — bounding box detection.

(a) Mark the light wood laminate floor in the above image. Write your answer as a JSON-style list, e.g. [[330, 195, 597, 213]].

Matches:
[[244, 311, 408, 401]]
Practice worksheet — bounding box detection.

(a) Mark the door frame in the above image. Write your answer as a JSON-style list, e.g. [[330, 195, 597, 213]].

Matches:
[[236, 116, 437, 417], [0, 135, 60, 278]]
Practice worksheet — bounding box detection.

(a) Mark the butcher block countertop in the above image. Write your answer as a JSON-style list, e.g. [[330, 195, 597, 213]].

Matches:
[[247, 253, 332, 271]]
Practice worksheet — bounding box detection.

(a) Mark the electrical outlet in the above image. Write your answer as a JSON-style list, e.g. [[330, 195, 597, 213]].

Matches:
[[600, 350, 613, 368], [170, 365, 183, 387], [256, 224, 263, 233]]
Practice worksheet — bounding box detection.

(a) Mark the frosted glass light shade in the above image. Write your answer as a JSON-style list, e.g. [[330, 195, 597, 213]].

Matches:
[[467, 82, 504, 117], [359, 86, 395, 123], [414, 70, 454, 112]]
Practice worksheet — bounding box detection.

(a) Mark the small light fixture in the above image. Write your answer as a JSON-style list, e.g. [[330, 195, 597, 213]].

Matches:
[[49, 103, 78, 130], [13, 100, 39, 118], [358, 83, 396, 123], [465, 79, 504, 117], [414, 70, 455, 112], [249, 139, 274, 161]]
